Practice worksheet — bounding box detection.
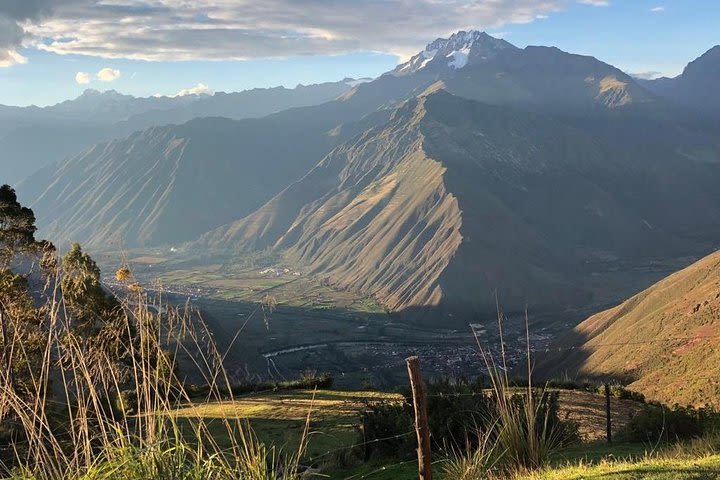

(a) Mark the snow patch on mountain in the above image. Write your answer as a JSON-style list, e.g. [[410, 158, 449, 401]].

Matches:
[[390, 30, 516, 76], [447, 47, 471, 69]]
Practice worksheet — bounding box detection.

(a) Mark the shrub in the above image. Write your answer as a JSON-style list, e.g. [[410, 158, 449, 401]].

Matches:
[[185, 372, 334, 399], [597, 383, 646, 403], [626, 403, 719, 442], [114, 389, 139, 416], [360, 401, 415, 459], [358, 378, 579, 465]]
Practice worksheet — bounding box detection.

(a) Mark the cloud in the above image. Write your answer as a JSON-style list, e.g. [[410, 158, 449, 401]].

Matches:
[[578, 0, 610, 6], [629, 71, 664, 80], [75, 71, 90, 84], [651, 6, 665, 12], [0, 15, 27, 67], [96, 67, 120, 82], [19, 0, 563, 63], [173, 82, 211, 97], [0, 48, 27, 67], [0, 1, 91, 67]]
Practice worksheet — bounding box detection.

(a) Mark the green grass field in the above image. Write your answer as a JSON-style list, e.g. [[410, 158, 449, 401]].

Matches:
[[174, 389, 403, 460], [171, 388, 720, 479], [523, 455, 720, 479]]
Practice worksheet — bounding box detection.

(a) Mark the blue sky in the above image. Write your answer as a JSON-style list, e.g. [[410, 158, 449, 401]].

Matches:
[[0, 0, 717, 107]]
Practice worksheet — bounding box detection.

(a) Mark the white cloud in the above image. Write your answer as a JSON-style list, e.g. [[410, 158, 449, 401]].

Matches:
[[0, 1, 90, 68], [173, 82, 211, 97], [21, 1, 564, 63], [578, 0, 610, 6], [629, 71, 663, 80], [651, 6, 665, 12], [96, 67, 120, 82], [75, 71, 90, 84], [0, 48, 27, 67]]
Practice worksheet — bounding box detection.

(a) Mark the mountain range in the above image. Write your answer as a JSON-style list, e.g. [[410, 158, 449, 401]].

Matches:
[[12, 31, 720, 320], [2, 79, 363, 184], [640, 45, 720, 120]]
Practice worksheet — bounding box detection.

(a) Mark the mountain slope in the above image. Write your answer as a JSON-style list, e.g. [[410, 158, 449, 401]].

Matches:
[[22, 111, 357, 249], [543, 250, 720, 407], [641, 46, 720, 119], [1, 80, 357, 185], [195, 90, 695, 316]]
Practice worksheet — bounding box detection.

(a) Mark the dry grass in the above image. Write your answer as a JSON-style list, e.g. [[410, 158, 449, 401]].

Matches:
[[0, 266, 310, 479]]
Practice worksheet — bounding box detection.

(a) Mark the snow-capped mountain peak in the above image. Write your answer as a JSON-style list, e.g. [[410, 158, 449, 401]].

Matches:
[[392, 31, 516, 76]]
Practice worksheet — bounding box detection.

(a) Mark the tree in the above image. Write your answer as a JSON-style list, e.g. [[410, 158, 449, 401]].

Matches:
[[0, 185, 52, 395], [61, 244, 130, 366], [0, 185, 37, 269]]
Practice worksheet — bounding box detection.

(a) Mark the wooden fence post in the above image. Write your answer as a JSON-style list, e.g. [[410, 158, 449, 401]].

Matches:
[[605, 383, 612, 444], [406, 356, 432, 480]]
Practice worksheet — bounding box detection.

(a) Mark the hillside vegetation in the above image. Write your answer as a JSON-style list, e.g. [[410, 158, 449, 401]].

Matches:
[[544, 250, 720, 407]]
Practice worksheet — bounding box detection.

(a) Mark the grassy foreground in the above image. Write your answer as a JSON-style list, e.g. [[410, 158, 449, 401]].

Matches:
[[336, 452, 720, 479], [522, 455, 720, 479], [173, 388, 720, 479]]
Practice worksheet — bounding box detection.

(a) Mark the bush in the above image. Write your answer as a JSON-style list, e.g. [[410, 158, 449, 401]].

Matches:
[[360, 401, 414, 459], [358, 379, 498, 459], [184, 372, 334, 399], [597, 383, 646, 403], [425, 378, 497, 450], [357, 379, 579, 463], [114, 389, 139, 416], [626, 403, 719, 442]]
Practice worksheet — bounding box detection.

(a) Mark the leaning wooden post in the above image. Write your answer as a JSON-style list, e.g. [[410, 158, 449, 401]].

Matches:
[[605, 383, 613, 444], [406, 356, 432, 480]]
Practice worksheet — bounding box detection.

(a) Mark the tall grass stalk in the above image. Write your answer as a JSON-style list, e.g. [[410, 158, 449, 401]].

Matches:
[[0, 268, 307, 480], [444, 309, 566, 479]]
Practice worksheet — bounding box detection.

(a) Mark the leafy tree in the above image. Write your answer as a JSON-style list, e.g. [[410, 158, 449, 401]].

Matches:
[[61, 244, 134, 372], [0, 270, 44, 395], [61, 244, 121, 335], [0, 185, 37, 269], [0, 185, 53, 394]]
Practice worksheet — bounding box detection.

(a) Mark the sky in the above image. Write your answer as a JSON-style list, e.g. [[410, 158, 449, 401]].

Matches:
[[0, 0, 717, 107]]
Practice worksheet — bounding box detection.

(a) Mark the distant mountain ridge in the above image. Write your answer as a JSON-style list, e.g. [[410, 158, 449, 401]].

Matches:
[[641, 45, 720, 119], [1, 79, 361, 184], [391, 30, 517, 75]]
